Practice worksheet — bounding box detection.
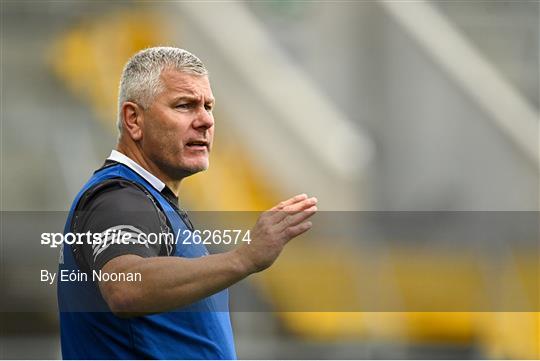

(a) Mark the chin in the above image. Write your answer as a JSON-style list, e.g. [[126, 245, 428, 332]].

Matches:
[[182, 161, 209, 175], [159, 159, 209, 180]]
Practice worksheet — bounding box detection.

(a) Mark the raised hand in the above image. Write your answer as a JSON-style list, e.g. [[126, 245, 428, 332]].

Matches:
[[236, 194, 318, 273]]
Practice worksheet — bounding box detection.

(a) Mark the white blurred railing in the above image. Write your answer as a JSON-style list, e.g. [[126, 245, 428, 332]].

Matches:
[[168, 2, 375, 210], [379, 0, 539, 167]]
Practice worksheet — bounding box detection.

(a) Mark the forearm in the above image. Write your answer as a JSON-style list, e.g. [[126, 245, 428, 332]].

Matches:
[[100, 248, 252, 316], [99, 194, 317, 317]]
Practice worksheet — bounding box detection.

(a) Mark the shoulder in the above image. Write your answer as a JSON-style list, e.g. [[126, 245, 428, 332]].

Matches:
[[77, 178, 156, 214], [73, 178, 166, 237], [71, 178, 171, 272]]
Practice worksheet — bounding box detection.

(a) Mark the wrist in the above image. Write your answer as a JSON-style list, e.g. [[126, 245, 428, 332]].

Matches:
[[230, 246, 257, 276]]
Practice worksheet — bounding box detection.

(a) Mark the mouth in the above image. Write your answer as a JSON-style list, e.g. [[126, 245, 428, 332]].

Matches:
[[185, 140, 209, 151]]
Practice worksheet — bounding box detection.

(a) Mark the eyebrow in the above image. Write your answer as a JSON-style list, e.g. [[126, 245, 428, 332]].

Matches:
[[171, 95, 215, 105]]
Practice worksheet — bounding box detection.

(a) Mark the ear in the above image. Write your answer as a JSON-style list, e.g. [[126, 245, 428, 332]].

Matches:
[[121, 102, 144, 141]]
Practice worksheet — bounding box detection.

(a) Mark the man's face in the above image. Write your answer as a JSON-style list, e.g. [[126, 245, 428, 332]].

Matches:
[[141, 69, 215, 179]]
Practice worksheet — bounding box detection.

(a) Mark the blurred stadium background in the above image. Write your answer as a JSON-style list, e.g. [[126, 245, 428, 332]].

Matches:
[[1, 0, 538, 359]]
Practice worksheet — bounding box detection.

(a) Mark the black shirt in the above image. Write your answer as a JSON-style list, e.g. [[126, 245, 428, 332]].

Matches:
[[71, 160, 192, 272]]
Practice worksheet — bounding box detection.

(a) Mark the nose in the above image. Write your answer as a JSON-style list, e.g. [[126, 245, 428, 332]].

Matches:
[[192, 106, 214, 130]]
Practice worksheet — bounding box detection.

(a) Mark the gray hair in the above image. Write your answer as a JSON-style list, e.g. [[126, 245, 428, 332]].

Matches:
[[117, 46, 208, 132]]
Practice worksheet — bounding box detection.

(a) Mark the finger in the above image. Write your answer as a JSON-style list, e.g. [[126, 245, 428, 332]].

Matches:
[[283, 197, 317, 213], [283, 221, 313, 242], [279, 205, 317, 231], [270, 194, 308, 211], [273, 197, 317, 223], [268, 194, 312, 222]]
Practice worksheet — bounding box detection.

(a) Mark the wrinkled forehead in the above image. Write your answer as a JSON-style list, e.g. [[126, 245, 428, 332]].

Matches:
[[158, 68, 213, 99]]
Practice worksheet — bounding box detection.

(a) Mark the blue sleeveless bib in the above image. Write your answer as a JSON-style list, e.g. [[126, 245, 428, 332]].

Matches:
[[58, 163, 236, 359]]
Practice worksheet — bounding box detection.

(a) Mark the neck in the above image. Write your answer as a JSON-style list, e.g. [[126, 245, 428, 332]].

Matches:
[[116, 142, 182, 197]]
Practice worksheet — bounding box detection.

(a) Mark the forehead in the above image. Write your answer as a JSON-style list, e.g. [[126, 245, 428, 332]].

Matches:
[[159, 68, 213, 98]]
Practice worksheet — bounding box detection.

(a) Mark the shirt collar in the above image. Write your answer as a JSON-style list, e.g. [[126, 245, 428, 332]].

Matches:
[[107, 150, 166, 192]]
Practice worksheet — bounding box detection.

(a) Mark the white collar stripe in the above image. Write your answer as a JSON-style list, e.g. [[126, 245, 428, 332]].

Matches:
[[107, 150, 166, 192]]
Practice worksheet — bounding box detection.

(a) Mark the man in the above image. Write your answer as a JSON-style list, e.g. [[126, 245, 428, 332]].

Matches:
[[57, 47, 317, 359]]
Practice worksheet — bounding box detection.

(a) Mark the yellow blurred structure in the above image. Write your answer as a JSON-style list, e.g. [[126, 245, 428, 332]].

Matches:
[[49, 11, 168, 130]]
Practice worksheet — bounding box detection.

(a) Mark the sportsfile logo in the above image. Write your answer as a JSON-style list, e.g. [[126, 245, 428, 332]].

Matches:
[[41, 227, 252, 248]]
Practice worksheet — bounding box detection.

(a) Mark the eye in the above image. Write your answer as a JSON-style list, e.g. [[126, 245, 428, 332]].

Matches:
[[205, 104, 213, 113], [175, 103, 190, 109]]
